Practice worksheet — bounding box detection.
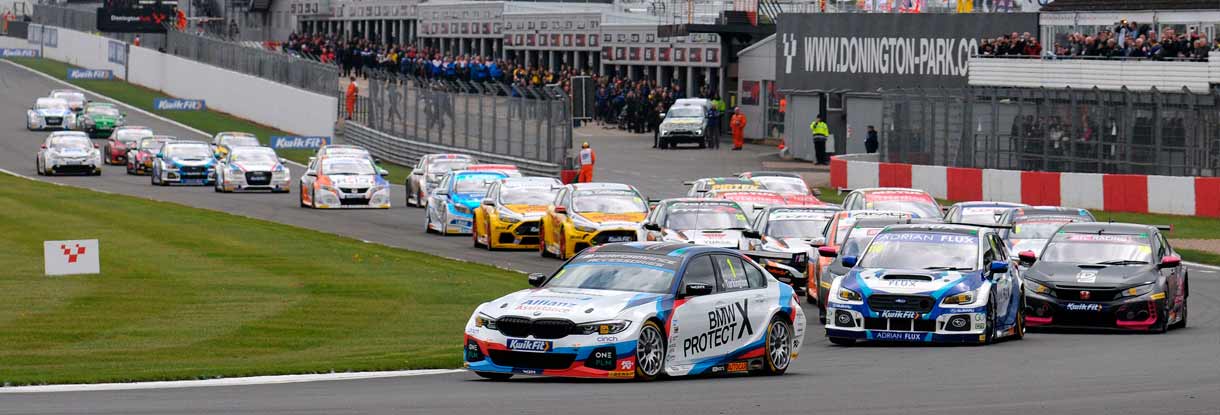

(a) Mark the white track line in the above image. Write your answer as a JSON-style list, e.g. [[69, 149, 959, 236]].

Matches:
[[0, 369, 465, 394], [1, 59, 310, 169]]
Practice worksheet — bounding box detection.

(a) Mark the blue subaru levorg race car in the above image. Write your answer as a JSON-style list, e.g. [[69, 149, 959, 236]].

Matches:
[[464, 242, 805, 381], [824, 224, 1025, 345]]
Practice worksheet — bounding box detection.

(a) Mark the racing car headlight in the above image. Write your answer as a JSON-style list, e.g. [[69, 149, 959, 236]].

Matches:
[[497, 207, 522, 223], [694, 129, 703, 136], [1116, 283, 1155, 299], [229, 165, 244, 174], [572, 217, 599, 233], [453, 204, 472, 215], [660, 129, 670, 136], [319, 185, 340, 195], [474, 313, 498, 330], [837, 288, 862, 302], [83, 118, 94, 126], [942, 290, 978, 306], [1026, 280, 1053, 296], [577, 320, 631, 335]]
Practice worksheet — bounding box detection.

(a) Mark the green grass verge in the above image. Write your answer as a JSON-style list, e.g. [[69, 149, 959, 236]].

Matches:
[[0, 172, 520, 385], [6, 57, 412, 183]]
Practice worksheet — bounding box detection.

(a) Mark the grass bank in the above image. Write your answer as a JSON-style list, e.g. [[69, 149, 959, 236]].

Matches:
[[0, 173, 519, 385], [5, 57, 412, 183]]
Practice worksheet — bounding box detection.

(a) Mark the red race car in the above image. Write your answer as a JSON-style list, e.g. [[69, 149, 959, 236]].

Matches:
[[126, 135, 175, 175], [103, 126, 153, 165]]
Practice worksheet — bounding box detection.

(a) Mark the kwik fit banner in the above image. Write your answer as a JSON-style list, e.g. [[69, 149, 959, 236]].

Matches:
[[67, 69, 114, 80], [775, 13, 1038, 91], [153, 98, 206, 111], [271, 136, 331, 149]]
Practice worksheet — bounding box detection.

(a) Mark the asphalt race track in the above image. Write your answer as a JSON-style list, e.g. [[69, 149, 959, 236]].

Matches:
[[2, 62, 1219, 415]]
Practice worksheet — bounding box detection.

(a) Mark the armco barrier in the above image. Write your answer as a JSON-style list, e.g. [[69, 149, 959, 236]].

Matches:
[[345, 123, 562, 178], [26, 24, 126, 79], [831, 154, 1217, 217], [128, 46, 335, 138]]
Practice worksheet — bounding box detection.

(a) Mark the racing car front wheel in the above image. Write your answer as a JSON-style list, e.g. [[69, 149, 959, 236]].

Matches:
[[474, 371, 513, 381], [980, 293, 997, 345], [1171, 295, 1188, 330], [763, 316, 793, 376], [635, 320, 666, 381]]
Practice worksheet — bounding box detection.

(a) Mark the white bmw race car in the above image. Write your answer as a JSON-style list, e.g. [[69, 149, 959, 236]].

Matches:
[[464, 242, 805, 381], [27, 97, 77, 130], [36, 131, 101, 176]]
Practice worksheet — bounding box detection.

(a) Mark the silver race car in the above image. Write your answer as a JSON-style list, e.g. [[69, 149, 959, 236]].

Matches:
[[407, 153, 475, 208], [36, 131, 101, 176], [26, 97, 77, 130], [215, 146, 291, 193]]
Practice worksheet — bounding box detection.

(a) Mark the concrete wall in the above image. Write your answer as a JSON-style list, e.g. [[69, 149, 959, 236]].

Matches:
[[28, 24, 127, 79], [736, 35, 774, 139], [128, 45, 336, 137], [843, 95, 880, 155]]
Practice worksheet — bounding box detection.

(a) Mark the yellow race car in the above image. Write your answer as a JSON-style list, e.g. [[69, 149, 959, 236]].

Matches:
[[539, 182, 649, 259], [472, 176, 561, 250]]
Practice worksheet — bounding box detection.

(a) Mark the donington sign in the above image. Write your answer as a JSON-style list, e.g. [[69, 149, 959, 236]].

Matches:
[[776, 13, 1038, 91]]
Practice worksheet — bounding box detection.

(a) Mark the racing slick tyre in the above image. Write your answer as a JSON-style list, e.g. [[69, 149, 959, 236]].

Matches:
[[298, 188, 307, 207], [634, 320, 666, 381], [557, 228, 569, 260], [474, 372, 513, 381], [126, 162, 134, 175], [828, 337, 854, 346], [1171, 295, 1188, 330], [980, 293, 997, 345], [214, 178, 223, 192], [35, 159, 43, 176], [762, 316, 793, 376], [1151, 302, 1171, 334], [472, 216, 483, 248], [425, 211, 438, 234], [538, 223, 553, 258], [1012, 296, 1026, 340]]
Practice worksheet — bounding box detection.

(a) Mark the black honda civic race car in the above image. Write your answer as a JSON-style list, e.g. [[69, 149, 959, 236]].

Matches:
[[1017, 222, 1187, 332]]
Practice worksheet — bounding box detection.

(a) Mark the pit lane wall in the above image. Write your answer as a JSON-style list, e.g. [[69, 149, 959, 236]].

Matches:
[[830, 154, 1213, 217], [22, 24, 335, 138]]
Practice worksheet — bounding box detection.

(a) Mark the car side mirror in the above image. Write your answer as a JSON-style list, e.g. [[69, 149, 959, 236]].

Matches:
[[643, 222, 661, 231], [482, 198, 495, 206], [683, 282, 713, 297], [554, 205, 567, 214], [305, 171, 316, 177], [280, 158, 289, 164], [742, 229, 761, 239], [374, 157, 383, 164], [435, 189, 448, 196], [527, 272, 547, 287], [156, 152, 164, 159], [93, 144, 99, 149], [819, 246, 839, 258], [988, 260, 1010, 274], [1158, 255, 1182, 269], [411, 170, 422, 176], [840, 255, 858, 268], [40, 144, 46, 149], [812, 188, 822, 196], [378, 168, 390, 177], [659, 113, 666, 118], [1018, 250, 1037, 266]]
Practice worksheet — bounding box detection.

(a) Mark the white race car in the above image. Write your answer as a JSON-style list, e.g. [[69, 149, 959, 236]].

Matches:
[[36, 131, 101, 176], [215, 146, 291, 193], [639, 198, 754, 249], [49, 89, 87, 113], [464, 242, 805, 380], [26, 97, 77, 130], [299, 156, 391, 209]]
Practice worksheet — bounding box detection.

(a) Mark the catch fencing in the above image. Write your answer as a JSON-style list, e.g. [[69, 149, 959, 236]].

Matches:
[[881, 86, 1220, 177], [165, 30, 337, 96], [342, 70, 573, 176], [31, 4, 162, 50]]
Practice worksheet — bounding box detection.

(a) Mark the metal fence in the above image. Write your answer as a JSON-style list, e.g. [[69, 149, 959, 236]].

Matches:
[[341, 70, 574, 176], [880, 86, 1220, 177], [165, 30, 338, 95]]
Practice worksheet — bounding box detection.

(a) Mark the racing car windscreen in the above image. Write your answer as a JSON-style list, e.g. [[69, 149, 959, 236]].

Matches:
[[858, 232, 979, 271], [500, 187, 557, 205], [323, 158, 377, 175], [221, 135, 261, 147], [231, 151, 278, 164], [36, 100, 68, 110], [1039, 233, 1154, 265], [667, 106, 703, 118], [167, 145, 214, 160], [139, 138, 168, 151], [665, 203, 750, 231], [958, 207, 1007, 225], [867, 200, 941, 219], [88, 107, 120, 117], [116, 129, 153, 143], [429, 159, 471, 174], [1012, 218, 1076, 239], [839, 228, 885, 258], [756, 177, 809, 195], [573, 190, 647, 214], [454, 173, 505, 194], [548, 252, 680, 293], [767, 218, 831, 239], [54, 93, 86, 105], [51, 136, 92, 149]]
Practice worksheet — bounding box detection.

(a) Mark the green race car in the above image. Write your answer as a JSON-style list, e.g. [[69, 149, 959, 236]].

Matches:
[[78, 103, 125, 138]]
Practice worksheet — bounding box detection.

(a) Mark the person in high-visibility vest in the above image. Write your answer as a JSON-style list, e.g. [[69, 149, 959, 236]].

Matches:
[[345, 76, 358, 121], [577, 142, 596, 183], [730, 107, 747, 150], [810, 115, 830, 165]]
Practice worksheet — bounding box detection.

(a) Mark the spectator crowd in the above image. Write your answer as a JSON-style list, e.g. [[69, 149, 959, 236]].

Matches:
[[977, 23, 1218, 61]]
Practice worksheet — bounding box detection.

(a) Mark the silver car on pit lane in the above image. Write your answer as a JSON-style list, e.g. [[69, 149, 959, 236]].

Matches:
[[214, 146, 291, 193], [26, 97, 77, 131], [36, 131, 102, 176], [407, 153, 475, 208]]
